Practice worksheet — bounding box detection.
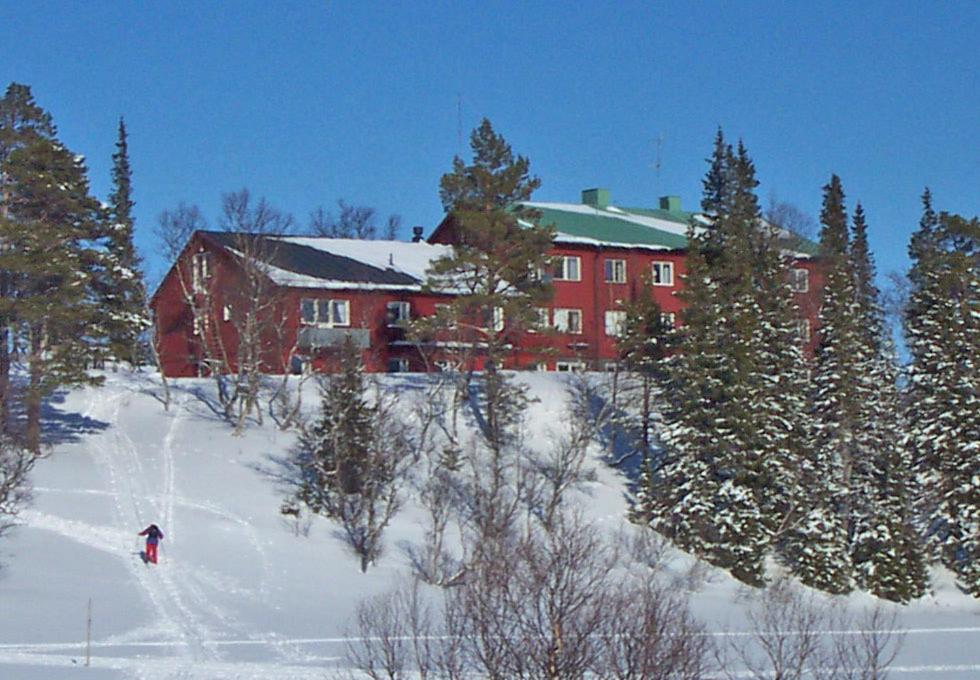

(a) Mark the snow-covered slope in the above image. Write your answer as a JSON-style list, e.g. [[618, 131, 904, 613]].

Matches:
[[0, 373, 977, 679]]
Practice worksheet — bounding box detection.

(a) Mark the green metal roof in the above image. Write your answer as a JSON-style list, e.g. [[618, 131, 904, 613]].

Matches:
[[525, 204, 689, 250], [521, 202, 819, 256]]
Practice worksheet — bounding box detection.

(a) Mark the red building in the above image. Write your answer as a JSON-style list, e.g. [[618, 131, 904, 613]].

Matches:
[[152, 189, 822, 377]]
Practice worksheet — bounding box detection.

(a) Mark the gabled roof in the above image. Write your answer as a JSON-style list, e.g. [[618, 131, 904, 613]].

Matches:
[[521, 202, 692, 251], [515, 200, 818, 257], [201, 231, 452, 291]]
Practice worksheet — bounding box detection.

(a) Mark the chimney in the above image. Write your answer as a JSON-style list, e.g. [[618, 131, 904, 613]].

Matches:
[[411, 226, 424, 242], [658, 195, 682, 212], [581, 188, 610, 209]]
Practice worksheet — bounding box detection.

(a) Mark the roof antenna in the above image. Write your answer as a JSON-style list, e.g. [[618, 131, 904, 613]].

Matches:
[[650, 134, 665, 195]]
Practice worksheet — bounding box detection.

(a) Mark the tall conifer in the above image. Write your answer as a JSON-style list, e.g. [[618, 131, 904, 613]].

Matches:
[[905, 193, 980, 596], [100, 118, 149, 367]]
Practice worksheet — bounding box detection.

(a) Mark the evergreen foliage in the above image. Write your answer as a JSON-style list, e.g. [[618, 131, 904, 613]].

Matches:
[[847, 203, 928, 602], [417, 119, 554, 447], [99, 118, 150, 368], [652, 132, 807, 586], [905, 193, 979, 597], [788, 175, 856, 594], [0, 134, 105, 451], [294, 339, 405, 572], [0, 83, 58, 434]]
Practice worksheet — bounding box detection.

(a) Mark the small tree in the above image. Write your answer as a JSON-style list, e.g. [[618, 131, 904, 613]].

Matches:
[[294, 339, 407, 572], [0, 436, 36, 540]]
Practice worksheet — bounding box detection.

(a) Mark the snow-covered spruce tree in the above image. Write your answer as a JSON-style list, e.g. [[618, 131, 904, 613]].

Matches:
[[0, 83, 56, 434], [905, 193, 979, 596], [414, 118, 554, 450], [618, 286, 672, 523], [653, 132, 804, 585], [847, 203, 927, 602], [293, 339, 407, 572], [98, 118, 149, 369], [785, 175, 854, 594], [0, 135, 105, 452]]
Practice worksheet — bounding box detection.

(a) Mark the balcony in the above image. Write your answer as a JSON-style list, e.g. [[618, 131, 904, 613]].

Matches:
[[297, 327, 370, 349]]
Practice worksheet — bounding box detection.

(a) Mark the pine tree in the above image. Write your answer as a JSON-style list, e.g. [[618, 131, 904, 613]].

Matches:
[[847, 203, 927, 601], [905, 193, 979, 596], [419, 119, 554, 449], [0, 83, 57, 434], [0, 136, 105, 451], [99, 118, 149, 368], [787, 175, 854, 594]]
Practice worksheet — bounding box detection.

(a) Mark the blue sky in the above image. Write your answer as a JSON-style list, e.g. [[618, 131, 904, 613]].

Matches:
[[2, 1, 977, 285]]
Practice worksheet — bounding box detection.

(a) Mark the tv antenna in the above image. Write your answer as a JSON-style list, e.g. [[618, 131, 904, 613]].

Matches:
[[456, 93, 463, 155], [652, 134, 665, 182]]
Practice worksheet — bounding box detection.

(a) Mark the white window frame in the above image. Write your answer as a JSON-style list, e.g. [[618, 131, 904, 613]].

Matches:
[[554, 256, 582, 282], [661, 312, 676, 327], [191, 252, 210, 293], [528, 307, 550, 333], [222, 304, 232, 322], [300, 298, 350, 327], [386, 301, 411, 327], [555, 360, 587, 373], [554, 308, 583, 334], [491, 306, 505, 333], [604, 310, 627, 337], [651, 261, 674, 286], [797, 318, 812, 343], [791, 268, 809, 293], [604, 258, 626, 284]]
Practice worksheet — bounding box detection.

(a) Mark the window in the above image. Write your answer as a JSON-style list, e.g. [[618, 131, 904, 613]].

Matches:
[[651, 261, 674, 286], [491, 306, 504, 332], [192, 315, 202, 336], [556, 360, 586, 372], [300, 298, 350, 327], [554, 308, 583, 334], [553, 256, 581, 281], [791, 268, 809, 293], [529, 307, 550, 333], [604, 310, 627, 337], [222, 304, 232, 322], [797, 319, 812, 343], [387, 357, 410, 373], [661, 312, 676, 327], [191, 252, 211, 292], [386, 301, 411, 326], [604, 258, 626, 283]]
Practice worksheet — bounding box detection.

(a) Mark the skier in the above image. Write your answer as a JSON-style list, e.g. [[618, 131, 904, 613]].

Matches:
[[138, 524, 164, 564]]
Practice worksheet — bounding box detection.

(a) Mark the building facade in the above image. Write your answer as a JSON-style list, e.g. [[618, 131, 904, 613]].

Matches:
[[151, 190, 822, 377]]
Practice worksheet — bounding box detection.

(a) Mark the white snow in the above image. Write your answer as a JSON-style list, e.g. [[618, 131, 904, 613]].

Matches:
[[275, 237, 452, 283], [524, 200, 698, 237], [0, 372, 976, 678]]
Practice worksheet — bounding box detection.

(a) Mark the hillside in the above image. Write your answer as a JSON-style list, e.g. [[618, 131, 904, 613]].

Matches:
[[0, 372, 977, 679]]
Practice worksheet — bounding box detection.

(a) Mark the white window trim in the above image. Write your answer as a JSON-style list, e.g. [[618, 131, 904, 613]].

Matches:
[[604, 258, 627, 284], [529, 307, 550, 333], [604, 310, 627, 337], [661, 312, 676, 326], [554, 256, 582, 282], [791, 268, 809, 293], [300, 298, 351, 328], [554, 308, 583, 334], [191, 252, 210, 293], [798, 318, 812, 343], [387, 301, 411, 327], [651, 261, 674, 287], [555, 360, 587, 373]]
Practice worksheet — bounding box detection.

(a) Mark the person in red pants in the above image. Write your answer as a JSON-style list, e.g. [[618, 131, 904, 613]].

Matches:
[[138, 524, 164, 564]]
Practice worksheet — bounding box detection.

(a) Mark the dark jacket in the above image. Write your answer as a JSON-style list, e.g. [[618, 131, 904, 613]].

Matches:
[[139, 525, 164, 544]]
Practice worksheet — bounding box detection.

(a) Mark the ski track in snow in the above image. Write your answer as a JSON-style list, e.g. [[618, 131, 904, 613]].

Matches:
[[5, 381, 980, 678]]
